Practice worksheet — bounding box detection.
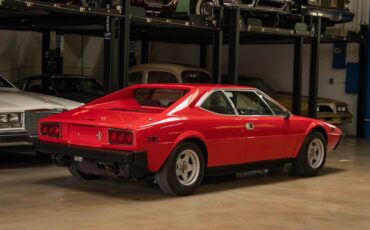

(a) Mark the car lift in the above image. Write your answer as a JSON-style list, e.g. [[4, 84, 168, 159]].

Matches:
[[0, 0, 368, 137]]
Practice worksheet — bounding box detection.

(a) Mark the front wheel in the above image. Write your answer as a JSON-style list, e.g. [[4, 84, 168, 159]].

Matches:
[[195, 0, 220, 22], [291, 131, 327, 177], [156, 142, 205, 196]]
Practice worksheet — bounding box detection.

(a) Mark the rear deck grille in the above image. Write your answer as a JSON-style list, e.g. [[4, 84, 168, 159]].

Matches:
[[25, 110, 63, 136]]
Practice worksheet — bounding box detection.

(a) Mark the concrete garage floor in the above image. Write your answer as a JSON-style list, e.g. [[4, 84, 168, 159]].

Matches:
[[0, 138, 369, 230]]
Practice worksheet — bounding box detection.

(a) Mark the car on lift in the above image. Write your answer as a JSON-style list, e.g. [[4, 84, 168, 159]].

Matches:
[[0, 74, 82, 147], [14, 75, 106, 103], [35, 84, 342, 195], [196, 0, 353, 27], [233, 77, 353, 125], [128, 63, 212, 85]]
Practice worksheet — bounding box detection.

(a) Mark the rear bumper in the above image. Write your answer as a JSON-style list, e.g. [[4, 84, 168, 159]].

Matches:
[[34, 141, 149, 178], [0, 131, 32, 147]]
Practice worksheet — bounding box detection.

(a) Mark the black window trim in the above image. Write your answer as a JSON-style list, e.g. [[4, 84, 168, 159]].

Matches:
[[198, 88, 290, 117], [198, 90, 238, 116]]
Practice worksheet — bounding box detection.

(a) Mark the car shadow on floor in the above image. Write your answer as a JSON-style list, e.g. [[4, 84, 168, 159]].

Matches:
[[0, 148, 52, 170], [34, 166, 346, 201]]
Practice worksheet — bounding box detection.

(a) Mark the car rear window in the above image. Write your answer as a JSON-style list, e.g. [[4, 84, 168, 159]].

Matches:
[[134, 88, 189, 107], [182, 71, 212, 83]]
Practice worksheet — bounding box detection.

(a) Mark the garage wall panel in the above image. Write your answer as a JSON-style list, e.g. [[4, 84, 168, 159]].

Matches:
[[0, 30, 42, 82]]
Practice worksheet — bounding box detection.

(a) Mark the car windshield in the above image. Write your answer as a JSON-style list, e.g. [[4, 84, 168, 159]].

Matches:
[[181, 71, 212, 83], [53, 78, 104, 95], [134, 88, 189, 107], [0, 75, 14, 88], [239, 78, 274, 95]]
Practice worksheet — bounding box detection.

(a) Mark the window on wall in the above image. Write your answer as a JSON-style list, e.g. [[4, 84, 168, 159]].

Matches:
[[201, 91, 235, 115], [147, 71, 178, 84], [225, 91, 273, 116]]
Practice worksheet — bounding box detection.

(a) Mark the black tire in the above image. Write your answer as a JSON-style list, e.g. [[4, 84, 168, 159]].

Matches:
[[68, 163, 100, 180], [291, 131, 327, 177], [195, 0, 220, 22], [155, 142, 205, 196]]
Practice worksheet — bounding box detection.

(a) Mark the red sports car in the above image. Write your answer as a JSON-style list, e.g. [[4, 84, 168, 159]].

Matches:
[[35, 84, 343, 196]]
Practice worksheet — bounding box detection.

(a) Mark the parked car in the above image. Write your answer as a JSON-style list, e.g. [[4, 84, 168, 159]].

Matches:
[[0, 74, 82, 147], [14, 75, 106, 103], [35, 84, 342, 195], [128, 63, 212, 85], [196, 0, 353, 26], [234, 77, 352, 125]]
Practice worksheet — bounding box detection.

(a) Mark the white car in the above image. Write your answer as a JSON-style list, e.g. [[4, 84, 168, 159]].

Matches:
[[128, 63, 212, 85], [0, 74, 82, 147]]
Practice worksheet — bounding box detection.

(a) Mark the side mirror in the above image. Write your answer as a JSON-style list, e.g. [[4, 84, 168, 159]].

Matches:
[[284, 111, 291, 120]]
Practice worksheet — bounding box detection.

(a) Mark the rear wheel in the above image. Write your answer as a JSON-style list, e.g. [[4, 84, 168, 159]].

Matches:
[[68, 163, 100, 180], [195, 0, 220, 21], [291, 131, 327, 177], [156, 142, 205, 196]]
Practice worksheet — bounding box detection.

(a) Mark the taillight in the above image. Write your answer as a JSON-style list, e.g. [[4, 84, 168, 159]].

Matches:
[[108, 129, 133, 145], [40, 123, 61, 138]]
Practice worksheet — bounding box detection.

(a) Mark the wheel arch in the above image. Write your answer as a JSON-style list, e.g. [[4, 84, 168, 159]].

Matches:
[[307, 125, 328, 144], [172, 131, 208, 166]]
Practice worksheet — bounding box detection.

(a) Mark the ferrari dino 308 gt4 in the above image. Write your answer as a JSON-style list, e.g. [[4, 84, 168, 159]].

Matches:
[[35, 84, 342, 196]]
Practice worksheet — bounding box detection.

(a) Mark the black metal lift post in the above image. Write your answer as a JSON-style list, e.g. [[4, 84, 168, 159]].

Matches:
[[357, 24, 369, 138], [41, 31, 50, 74], [55, 31, 64, 75], [212, 8, 223, 84], [104, 12, 114, 93], [141, 37, 149, 64], [292, 36, 304, 115], [228, 7, 240, 85], [200, 43, 208, 69], [308, 17, 322, 118], [118, 0, 131, 89]]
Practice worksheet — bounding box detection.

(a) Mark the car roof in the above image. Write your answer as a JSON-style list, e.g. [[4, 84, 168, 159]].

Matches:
[[24, 74, 95, 80], [130, 83, 255, 90], [129, 63, 210, 73]]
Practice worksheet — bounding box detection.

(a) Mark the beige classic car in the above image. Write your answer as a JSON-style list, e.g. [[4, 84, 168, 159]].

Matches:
[[128, 63, 212, 85], [237, 77, 353, 125]]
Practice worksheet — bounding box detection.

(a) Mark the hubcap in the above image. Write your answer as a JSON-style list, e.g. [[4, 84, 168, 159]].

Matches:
[[175, 150, 200, 186], [307, 138, 325, 169], [200, 1, 216, 21]]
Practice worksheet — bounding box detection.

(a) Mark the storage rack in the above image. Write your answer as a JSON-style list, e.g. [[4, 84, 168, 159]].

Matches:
[[0, 0, 367, 136]]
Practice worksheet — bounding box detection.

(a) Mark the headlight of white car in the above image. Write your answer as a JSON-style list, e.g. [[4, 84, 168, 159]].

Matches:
[[0, 113, 23, 129]]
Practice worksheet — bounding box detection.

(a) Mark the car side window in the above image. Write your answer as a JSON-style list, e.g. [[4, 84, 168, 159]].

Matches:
[[263, 95, 287, 116], [26, 79, 43, 93], [128, 72, 143, 86], [147, 71, 178, 84], [201, 91, 235, 115], [225, 91, 273, 116]]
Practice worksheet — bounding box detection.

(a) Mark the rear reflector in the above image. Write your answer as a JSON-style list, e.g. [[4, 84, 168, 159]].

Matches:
[[40, 123, 61, 138], [108, 129, 133, 145]]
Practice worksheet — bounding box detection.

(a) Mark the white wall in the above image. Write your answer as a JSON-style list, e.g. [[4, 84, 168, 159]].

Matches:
[[63, 35, 104, 83], [0, 31, 42, 82]]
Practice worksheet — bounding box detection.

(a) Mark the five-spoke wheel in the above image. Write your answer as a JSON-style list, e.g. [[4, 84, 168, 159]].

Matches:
[[292, 131, 327, 177], [156, 142, 205, 196]]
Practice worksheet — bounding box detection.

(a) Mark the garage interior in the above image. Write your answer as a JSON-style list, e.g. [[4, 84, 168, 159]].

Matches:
[[0, 0, 370, 229]]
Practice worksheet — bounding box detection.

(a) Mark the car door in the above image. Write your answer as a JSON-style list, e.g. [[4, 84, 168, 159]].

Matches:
[[224, 90, 301, 163], [199, 90, 246, 166]]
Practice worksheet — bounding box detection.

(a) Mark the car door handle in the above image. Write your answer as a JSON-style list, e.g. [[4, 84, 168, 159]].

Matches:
[[245, 122, 254, 131]]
